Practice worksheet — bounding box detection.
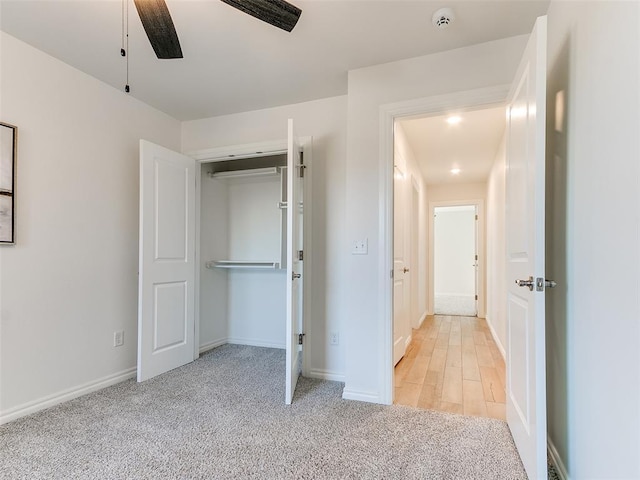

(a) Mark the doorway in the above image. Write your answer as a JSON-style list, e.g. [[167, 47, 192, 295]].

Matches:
[[433, 204, 478, 317], [390, 102, 507, 420]]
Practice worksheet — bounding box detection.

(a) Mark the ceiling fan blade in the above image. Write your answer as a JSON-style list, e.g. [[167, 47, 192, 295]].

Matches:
[[220, 0, 302, 32], [133, 0, 183, 59]]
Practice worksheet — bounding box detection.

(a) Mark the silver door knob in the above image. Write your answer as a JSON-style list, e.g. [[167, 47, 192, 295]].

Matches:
[[545, 279, 557, 288], [292, 272, 301, 280], [515, 276, 535, 291]]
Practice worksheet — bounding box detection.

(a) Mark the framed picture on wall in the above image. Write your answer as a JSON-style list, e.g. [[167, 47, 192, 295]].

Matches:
[[0, 122, 17, 244]]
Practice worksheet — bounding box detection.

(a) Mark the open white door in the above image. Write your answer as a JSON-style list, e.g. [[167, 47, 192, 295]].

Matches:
[[285, 119, 304, 404], [138, 140, 196, 382], [505, 16, 547, 479], [393, 165, 409, 365]]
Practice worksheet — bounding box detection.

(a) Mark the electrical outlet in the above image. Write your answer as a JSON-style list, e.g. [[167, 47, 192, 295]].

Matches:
[[330, 332, 339, 346], [113, 330, 124, 347], [352, 238, 368, 255]]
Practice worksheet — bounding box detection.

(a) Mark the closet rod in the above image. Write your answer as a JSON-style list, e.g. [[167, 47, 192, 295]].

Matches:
[[205, 260, 281, 269]]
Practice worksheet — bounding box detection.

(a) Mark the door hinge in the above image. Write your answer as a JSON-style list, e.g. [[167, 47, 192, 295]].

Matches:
[[475, 254, 478, 261], [475, 214, 478, 220], [298, 152, 306, 177], [475, 294, 478, 300], [298, 250, 304, 261], [298, 333, 305, 345]]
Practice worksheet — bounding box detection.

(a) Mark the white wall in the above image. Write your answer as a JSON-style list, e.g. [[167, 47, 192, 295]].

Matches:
[[200, 173, 287, 349], [198, 167, 228, 350], [486, 135, 506, 355], [0, 33, 182, 421], [182, 95, 348, 381], [434, 207, 476, 296], [546, 2, 640, 478], [394, 123, 428, 329], [344, 35, 528, 402], [426, 183, 487, 203]]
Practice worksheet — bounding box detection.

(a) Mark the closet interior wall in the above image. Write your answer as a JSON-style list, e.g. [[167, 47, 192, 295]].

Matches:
[[199, 157, 288, 350]]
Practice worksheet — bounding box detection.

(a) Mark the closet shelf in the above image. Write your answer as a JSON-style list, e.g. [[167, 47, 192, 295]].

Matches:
[[206, 260, 281, 269], [208, 167, 280, 180]]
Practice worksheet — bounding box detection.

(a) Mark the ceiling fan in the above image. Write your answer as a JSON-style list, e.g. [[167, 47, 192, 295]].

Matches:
[[133, 0, 302, 59]]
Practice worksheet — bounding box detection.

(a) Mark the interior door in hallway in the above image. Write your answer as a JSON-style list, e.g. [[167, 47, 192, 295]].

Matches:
[[433, 205, 477, 316], [393, 164, 410, 365], [505, 15, 548, 480]]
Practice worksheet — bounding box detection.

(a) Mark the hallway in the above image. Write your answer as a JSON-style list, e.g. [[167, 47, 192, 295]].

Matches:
[[394, 315, 506, 420]]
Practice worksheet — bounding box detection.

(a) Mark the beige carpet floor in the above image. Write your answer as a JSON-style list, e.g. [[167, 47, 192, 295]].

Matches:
[[0, 344, 528, 479]]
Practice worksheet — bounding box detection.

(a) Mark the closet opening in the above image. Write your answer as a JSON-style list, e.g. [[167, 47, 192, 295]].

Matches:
[[199, 153, 289, 357], [194, 125, 308, 404], [137, 121, 307, 404]]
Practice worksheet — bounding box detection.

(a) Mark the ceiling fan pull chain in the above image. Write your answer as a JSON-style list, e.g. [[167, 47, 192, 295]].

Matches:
[[122, 0, 130, 93]]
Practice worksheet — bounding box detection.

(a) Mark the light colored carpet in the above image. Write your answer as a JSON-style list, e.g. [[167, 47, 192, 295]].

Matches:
[[434, 294, 477, 316], [0, 344, 527, 479]]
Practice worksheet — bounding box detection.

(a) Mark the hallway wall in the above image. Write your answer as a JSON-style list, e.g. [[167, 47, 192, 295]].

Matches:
[[394, 123, 428, 329], [486, 135, 507, 355]]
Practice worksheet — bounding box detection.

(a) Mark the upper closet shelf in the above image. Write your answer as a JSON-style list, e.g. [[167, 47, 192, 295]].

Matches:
[[205, 260, 281, 269], [207, 167, 280, 180]]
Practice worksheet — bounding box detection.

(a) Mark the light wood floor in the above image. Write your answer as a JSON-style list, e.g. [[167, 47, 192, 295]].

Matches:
[[394, 315, 506, 420]]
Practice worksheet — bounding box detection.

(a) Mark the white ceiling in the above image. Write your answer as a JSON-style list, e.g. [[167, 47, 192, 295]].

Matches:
[[0, 0, 549, 121], [398, 105, 506, 185]]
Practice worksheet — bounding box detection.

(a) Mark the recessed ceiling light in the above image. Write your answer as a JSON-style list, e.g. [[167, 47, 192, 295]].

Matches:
[[450, 168, 461, 175], [447, 116, 462, 125]]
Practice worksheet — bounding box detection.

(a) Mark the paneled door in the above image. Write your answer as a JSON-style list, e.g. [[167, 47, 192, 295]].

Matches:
[[138, 140, 196, 382], [285, 119, 304, 404], [505, 15, 548, 479], [393, 163, 410, 365]]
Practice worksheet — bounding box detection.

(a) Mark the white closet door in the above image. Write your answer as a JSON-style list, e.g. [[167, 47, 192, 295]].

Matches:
[[138, 140, 196, 382], [285, 119, 303, 404]]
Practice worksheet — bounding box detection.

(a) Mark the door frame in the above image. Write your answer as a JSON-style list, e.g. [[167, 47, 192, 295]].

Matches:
[[379, 85, 509, 404], [186, 136, 313, 377], [429, 200, 484, 318]]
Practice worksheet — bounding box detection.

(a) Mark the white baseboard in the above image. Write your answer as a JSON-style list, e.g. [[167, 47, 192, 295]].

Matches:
[[227, 337, 285, 350], [418, 311, 427, 327], [548, 436, 569, 480], [0, 367, 136, 425], [485, 315, 506, 361], [308, 368, 345, 382], [199, 338, 227, 355], [404, 334, 412, 350], [342, 387, 382, 404]]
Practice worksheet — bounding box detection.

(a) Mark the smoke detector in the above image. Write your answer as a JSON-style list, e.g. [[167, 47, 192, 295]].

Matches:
[[432, 7, 455, 29]]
